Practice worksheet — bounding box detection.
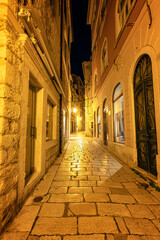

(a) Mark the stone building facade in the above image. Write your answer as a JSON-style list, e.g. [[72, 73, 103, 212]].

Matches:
[[87, 0, 160, 183], [0, 0, 72, 231], [82, 61, 93, 137], [70, 74, 85, 133]]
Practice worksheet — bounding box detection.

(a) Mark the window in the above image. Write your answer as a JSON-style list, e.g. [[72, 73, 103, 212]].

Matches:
[[113, 83, 125, 143], [101, 37, 108, 75], [101, 0, 107, 19], [119, 0, 135, 27], [97, 107, 101, 137], [115, 0, 136, 38], [46, 100, 53, 140], [94, 70, 98, 93]]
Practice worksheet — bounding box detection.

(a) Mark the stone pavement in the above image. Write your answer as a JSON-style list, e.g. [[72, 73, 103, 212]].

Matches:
[[1, 133, 160, 240]]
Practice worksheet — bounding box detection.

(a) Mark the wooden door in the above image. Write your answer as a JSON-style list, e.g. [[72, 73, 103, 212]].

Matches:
[[134, 55, 157, 176], [25, 84, 36, 179]]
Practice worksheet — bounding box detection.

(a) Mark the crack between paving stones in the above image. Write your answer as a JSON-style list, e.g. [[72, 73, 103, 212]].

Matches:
[[63, 202, 69, 217], [28, 215, 39, 237]]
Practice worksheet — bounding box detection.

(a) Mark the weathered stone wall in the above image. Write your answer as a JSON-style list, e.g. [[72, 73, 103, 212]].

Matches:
[[45, 144, 59, 171], [0, 8, 22, 229], [38, 0, 61, 80], [0, 0, 72, 232]]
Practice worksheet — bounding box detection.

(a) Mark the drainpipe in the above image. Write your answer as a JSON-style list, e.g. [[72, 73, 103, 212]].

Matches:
[[59, 0, 63, 154]]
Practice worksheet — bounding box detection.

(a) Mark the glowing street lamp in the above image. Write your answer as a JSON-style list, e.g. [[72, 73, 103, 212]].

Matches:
[[73, 108, 77, 113]]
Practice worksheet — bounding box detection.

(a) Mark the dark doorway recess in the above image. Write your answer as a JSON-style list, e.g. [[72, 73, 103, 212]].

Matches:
[[134, 54, 157, 176]]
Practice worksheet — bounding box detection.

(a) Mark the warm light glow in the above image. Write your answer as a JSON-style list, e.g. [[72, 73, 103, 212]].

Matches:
[[79, 117, 82, 120], [73, 108, 77, 113]]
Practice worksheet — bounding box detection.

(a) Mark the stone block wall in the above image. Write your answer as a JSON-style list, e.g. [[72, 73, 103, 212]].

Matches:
[[0, 12, 22, 230], [45, 145, 59, 171]]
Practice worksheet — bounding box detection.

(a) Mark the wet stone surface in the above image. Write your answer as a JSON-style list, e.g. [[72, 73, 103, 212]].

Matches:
[[1, 133, 160, 239]]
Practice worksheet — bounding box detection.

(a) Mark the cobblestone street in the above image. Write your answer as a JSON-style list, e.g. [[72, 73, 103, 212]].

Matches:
[[1, 133, 160, 240]]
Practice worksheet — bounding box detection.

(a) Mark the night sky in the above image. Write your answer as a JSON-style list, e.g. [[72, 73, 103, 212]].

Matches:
[[71, 0, 91, 81]]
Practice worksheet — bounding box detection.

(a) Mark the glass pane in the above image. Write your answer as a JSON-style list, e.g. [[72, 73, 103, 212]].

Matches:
[[114, 95, 125, 143], [103, 99, 108, 111], [113, 83, 123, 101], [146, 85, 156, 130], [135, 90, 145, 131], [46, 102, 53, 140], [97, 107, 101, 124]]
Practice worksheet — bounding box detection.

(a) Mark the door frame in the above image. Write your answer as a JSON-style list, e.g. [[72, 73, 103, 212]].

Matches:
[[134, 54, 158, 176]]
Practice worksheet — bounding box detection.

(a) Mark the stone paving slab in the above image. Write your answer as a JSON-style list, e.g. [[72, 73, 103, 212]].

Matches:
[[124, 217, 160, 235], [40, 237, 61, 240], [127, 204, 155, 219], [38, 203, 65, 217], [110, 187, 130, 195], [109, 194, 136, 204], [97, 181, 124, 188], [68, 203, 97, 216], [149, 205, 160, 218], [84, 193, 110, 202], [71, 176, 88, 180], [1, 133, 160, 239], [132, 193, 159, 204], [78, 216, 118, 234], [97, 203, 131, 217], [7, 206, 40, 232], [28, 237, 61, 240], [68, 187, 92, 193], [49, 186, 68, 194], [31, 217, 77, 235], [141, 236, 160, 240], [51, 181, 78, 187], [115, 217, 129, 234], [93, 186, 111, 193], [63, 234, 105, 240], [79, 180, 97, 187], [0, 232, 29, 240], [49, 194, 83, 202]]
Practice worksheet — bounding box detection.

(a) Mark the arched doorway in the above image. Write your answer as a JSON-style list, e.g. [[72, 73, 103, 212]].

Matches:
[[134, 54, 157, 176], [103, 98, 109, 145]]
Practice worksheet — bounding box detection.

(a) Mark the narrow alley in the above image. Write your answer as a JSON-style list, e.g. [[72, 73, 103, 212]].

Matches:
[[1, 132, 160, 240]]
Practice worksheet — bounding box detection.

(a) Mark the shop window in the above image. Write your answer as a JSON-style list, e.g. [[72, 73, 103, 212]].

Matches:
[[101, 37, 108, 75], [113, 83, 125, 143]]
